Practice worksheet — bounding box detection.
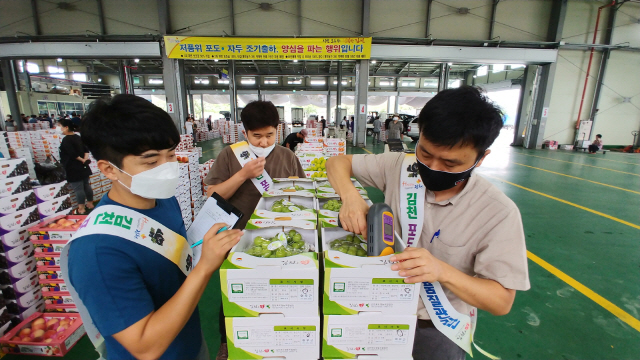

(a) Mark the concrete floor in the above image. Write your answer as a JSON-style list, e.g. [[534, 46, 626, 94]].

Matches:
[[10, 135, 639, 360]]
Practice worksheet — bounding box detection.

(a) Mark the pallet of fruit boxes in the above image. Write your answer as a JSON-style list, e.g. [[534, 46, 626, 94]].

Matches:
[[0, 312, 85, 356], [28, 215, 87, 314]]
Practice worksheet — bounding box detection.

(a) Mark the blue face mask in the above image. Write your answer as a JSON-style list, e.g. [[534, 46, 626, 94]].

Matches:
[[416, 157, 480, 192]]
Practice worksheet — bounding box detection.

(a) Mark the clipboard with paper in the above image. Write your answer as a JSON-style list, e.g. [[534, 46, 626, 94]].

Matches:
[[187, 192, 243, 266]]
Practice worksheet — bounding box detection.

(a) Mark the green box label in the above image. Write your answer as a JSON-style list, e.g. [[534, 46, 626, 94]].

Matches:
[[368, 324, 410, 330], [372, 278, 405, 284], [231, 284, 243, 293], [269, 279, 314, 285], [330, 328, 343, 337], [333, 282, 345, 292], [274, 326, 317, 331], [237, 330, 249, 339]]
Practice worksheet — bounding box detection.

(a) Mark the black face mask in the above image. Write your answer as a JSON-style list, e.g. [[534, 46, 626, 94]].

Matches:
[[416, 157, 480, 192]]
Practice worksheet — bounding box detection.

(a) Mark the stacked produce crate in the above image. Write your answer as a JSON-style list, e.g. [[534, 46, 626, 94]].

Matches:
[[221, 179, 321, 360], [176, 152, 205, 230]]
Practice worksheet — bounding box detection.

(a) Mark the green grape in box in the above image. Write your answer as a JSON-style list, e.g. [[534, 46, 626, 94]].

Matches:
[[329, 233, 367, 257], [244, 230, 308, 258], [322, 199, 343, 211]]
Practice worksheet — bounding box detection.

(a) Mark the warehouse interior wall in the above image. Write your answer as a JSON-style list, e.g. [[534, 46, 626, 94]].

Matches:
[[0, 0, 638, 145]]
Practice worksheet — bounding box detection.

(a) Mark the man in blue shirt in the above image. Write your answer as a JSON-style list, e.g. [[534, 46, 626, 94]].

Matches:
[[70, 112, 82, 127], [68, 94, 243, 360]]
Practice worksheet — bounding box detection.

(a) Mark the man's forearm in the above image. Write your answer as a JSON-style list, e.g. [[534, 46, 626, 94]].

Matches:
[[206, 171, 247, 200], [440, 262, 515, 316], [326, 156, 359, 199], [114, 265, 213, 360]]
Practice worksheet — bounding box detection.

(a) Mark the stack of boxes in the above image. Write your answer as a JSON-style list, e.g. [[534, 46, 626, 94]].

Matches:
[[221, 178, 321, 360], [176, 152, 205, 229], [29, 131, 54, 164], [200, 159, 215, 197], [28, 214, 86, 314], [87, 172, 111, 203], [222, 122, 239, 144], [33, 182, 73, 220], [323, 138, 347, 158], [176, 135, 194, 152], [23, 122, 50, 131], [0, 160, 44, 329], [380, 123, 388, 143], [41, 134, 63, 162]]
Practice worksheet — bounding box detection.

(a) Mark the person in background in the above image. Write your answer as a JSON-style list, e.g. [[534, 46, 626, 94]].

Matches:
[[184, 116, 194, 136], [349, 116, 355, 134], [340, 116, 347, 130], [58, 119, 94, 215], [4, 115, 15, 131], [44, 113, 53, 128], [283, 129, 307, 152], [66, 94, 241, 360], [388, 114, 404, 141], [372, 116, 382, 145], [320, 116, 327, 137], [28, 115, 38, 123], [207, 115, 212, 131], [20, 114, 27, 123], [589, 134, 603, 154], [70, 112, 82, 127]]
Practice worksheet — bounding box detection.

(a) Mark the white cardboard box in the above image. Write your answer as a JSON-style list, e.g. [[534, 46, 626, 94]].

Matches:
[[321, 223, 419, 316], [220, 219, 319, 317], [0, 174, 31, 198], [322, 314, 417, 359], [226, 315, 320, 360], [0, 190, 37, 216], [33, 182, 68, 203]]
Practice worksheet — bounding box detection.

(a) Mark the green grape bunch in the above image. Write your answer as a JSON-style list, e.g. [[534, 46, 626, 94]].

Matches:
[[322, 199, 342, 211], [304, 157, 327, 172], [329, 234, 367, 257], [270, 199, 310, 212], [244, 230, 308, 258]]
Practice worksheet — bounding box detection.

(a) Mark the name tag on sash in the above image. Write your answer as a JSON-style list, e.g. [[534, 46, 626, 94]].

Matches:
[[60, 205, 194, 358], [230, 141, 274, 193]]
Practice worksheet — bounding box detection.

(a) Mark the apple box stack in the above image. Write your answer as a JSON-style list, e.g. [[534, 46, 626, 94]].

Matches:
[[28, 215, 86, 315], [200, 160, 214, 197], [0, 160, 46, 326], [176, 152, 205, 229], [176, 135, 194, 153], [323, 138, 346, 158]]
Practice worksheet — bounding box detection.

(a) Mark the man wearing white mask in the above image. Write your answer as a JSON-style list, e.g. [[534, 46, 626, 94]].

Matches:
[[204, 100, 306, 229], [63, 94, 243, 360], [388, 114, 404, 141]]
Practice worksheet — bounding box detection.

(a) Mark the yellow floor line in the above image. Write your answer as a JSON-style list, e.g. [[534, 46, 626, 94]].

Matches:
[[362, 148, 373, 154], [484, 175, 640, 230], [516, 153, 640, 177], [512, 163, 640, 195], [527, 251, 640, 333]]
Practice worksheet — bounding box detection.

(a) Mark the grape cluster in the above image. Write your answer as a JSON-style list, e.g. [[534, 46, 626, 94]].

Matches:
[[322, 200, 342, 211], [244, 230, 307, 258], [330, 234, 367, 257], [270, 199, 309, 212]]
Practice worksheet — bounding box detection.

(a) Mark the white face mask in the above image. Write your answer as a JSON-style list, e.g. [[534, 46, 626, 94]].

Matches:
[[393, 117, 400, 121], [112, 162, 179, 199], [249, 143, 275, 158], [55, 126, 63, 134]]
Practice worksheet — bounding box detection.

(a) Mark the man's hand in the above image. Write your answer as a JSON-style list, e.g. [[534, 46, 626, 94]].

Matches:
[[197, 223, 243, 275], [240, 157, 266, 180], [390, 247, 445, 284], [338, 192, 370, 237]]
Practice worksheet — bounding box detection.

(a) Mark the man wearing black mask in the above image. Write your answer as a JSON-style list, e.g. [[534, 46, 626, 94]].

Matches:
[[326, 86, 529, 360]]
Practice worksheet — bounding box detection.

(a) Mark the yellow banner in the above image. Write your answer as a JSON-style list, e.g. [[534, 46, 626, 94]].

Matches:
[[164, 36, 371, 60]]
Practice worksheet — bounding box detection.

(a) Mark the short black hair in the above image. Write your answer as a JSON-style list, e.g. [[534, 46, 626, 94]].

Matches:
[[71, 112, 77, 117], [58, 119, 76, 131], [418, 86, 503, 157], [241, 101, 280, 131], [596, 134, 602, 138], [81, 94, 180, 168]]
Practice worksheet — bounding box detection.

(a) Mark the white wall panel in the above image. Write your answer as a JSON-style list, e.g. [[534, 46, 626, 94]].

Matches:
[[169, 0, 232, 36], [429, 0, 492, 40], [493, 0, 551, 42], [234, 0, 298, 36], [102, 0, 159, 34], [544, 50, 601, 144], [561, 0, 608, 44], [591, 51, 640, 146], [370, 0, 426, 38], [611, 3, 640, 48], [0, 0, 37, 37], [300, 0, 362, 36]]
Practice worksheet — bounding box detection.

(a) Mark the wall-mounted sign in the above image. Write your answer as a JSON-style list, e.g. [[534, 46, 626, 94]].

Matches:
[[164, 36, 372, 61]]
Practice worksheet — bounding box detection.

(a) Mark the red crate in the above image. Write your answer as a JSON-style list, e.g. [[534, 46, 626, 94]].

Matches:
[[0, 312, 85, 356]]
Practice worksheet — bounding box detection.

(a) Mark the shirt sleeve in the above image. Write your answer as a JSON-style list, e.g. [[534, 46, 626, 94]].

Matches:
[[292, 153, 306, 178], [473, 206, 531, 291], [351, 153, 403, 193], [204, 147, 232, 186], [67, 237, 155, 337]]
